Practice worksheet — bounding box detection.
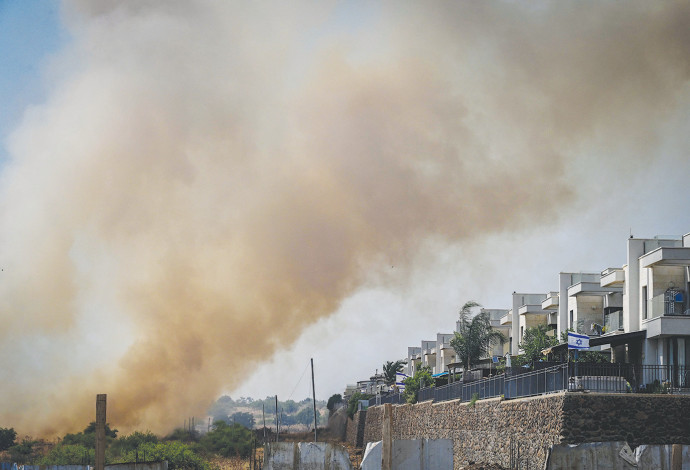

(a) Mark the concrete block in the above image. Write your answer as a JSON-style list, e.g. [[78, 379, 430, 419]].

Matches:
[[297, 442, 351, 470], [265, 442, 352, 470], [361, 441, 382, 470], [265, 442, 298, 470], [359, 439, 453, 470], [392, 440, 421, 470], [423, 439, 453, 470]]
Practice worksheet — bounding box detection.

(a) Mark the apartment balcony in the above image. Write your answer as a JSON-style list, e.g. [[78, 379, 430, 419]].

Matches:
[[644, 315, 690, 338], [603, 309, 624, 333], [647, 293, 689, 319], [547, 312, 558, 326], [568, 281, 623, 297], [640, 247, 690, 268], [500, 312, 512, 325], [643, 293, 690, 338], [601, 267, 625, 287], [518, 303, 549, 316], [541, 292, 559, 310]]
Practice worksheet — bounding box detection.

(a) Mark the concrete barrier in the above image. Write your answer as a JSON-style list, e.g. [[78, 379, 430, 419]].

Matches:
[[264, 442, 352, 470], [360, 439, 453, 470], [547, 442, 690, 469]]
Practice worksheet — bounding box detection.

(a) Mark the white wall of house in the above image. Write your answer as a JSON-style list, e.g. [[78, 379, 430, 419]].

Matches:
[[512, 293, 547, 354], [435, 333, 456, 374], [421, 340, 436, 374], [406, 346, 421, 376], [567, 294, 603, 335]]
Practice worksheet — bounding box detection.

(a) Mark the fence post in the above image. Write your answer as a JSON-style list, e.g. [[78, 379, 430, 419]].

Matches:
[[382, 403, 393, 470]]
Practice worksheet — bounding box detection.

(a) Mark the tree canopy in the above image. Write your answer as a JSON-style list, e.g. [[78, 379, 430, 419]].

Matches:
[[450, 301, 505, 373], [0, 427, 17, 451], [382, 360, 405, 386], [228, 411, 255, 429], [519, 324, 558, 365], [326, 394, 343, 416]]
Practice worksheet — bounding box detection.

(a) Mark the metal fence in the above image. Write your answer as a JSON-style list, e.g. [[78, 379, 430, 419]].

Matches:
[[411, 363, 690, 405], [368, 393, 404, 407]]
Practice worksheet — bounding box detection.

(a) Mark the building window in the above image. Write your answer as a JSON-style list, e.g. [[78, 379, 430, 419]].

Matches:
[[569, 310, 574, 329], [642, 286, 648, 319]]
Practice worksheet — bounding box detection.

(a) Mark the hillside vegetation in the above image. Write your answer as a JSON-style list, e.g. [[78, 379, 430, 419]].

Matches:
[[208, 396, 327, 431]]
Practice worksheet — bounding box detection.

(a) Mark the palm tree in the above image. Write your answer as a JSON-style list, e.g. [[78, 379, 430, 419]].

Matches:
[[450, 300, 506, 379], [382, 360, 406, 387]]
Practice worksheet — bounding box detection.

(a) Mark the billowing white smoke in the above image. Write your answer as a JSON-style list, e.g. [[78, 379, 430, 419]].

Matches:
[[0, 0, 688, 435]]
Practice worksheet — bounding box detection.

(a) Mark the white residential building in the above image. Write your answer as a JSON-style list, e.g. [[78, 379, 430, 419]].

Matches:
[[598, 233, 690, 369], [435, 333, 456, 375], [510, 293, 549, 355], [421, 340, 437, 373], [481, 308, 511, 359], [406, 346, 422, 376]]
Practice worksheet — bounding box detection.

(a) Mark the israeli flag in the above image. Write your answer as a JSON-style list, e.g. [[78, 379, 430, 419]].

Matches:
[[395, 371, 408, 389], [568, 331, 590, 350]]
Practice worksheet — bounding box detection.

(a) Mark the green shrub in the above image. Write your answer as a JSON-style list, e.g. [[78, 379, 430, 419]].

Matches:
[[402, 367, 433, 404], [199, 421, 253, 458], [346, 392, 372, 418]]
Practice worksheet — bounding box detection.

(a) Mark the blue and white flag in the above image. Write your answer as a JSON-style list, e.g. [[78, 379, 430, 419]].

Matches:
[[395, 371, 408, 388], [568, 331, 590, 350]]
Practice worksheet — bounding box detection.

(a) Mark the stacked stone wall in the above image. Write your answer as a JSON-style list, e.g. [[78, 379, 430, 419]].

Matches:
[[360, 392, 690, 469], [345, 410, 367, 448], [561, 393, 690, 445]]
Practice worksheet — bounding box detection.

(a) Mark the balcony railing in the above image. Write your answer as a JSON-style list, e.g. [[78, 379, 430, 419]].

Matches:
[[648, 293, 689, 319], [410, 363, 690, 405], [604, 310, 624, 332]]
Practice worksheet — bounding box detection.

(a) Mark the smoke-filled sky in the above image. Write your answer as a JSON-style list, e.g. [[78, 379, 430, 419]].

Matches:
[[0, 0, 689, 436]]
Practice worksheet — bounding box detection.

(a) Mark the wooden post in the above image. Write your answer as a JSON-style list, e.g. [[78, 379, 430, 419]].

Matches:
[[671, 444, 682, 470], [95, 394, 107, 470], [382, 403, 392, 470]]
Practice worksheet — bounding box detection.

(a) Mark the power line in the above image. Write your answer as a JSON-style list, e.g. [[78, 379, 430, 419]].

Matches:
[[286, 359, 311, 401]]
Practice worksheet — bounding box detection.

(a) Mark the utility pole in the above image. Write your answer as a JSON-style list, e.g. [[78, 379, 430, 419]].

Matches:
[[262, 403, 266, 444], [275, 395, 279, 442], [311, 358, 317, 443]]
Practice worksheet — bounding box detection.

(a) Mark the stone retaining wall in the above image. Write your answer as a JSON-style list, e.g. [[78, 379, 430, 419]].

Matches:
[[345, 409, 366, 448], [360, 392, 690, 469], [562, 393, 690, 445]]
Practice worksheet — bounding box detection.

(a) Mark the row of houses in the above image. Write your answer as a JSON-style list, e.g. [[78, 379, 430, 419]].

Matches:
[[407, 231, 690, 378], [344, 230, 690, 400]]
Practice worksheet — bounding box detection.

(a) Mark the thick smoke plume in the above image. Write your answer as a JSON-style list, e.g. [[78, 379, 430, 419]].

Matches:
[[0, 0, 688, 435]]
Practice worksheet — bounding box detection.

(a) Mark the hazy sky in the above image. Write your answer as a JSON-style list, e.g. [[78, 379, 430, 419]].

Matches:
[[0, 0, 689, 436]]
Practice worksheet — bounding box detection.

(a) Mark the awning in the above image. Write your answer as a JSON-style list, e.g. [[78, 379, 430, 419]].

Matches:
[[541, 330, 646, 355], [590, 330, 646, 347], [431, 371, 449, 377]]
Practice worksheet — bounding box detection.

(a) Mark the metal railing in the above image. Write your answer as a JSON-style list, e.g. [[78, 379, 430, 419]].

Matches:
[[369, 393, 404, 407], [603, 310, 624, 332], [411, 363, 690, 405], [505, 364, 568, 399], [648, 293, 688, 319], [429, 374, 504, 402]]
